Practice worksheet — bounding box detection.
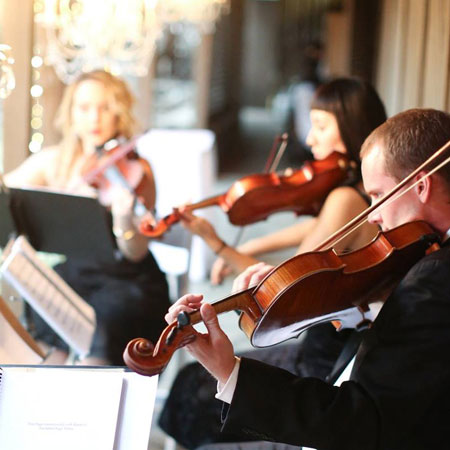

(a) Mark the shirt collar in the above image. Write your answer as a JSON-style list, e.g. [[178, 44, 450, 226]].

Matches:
[[443, 227, 450, 243]]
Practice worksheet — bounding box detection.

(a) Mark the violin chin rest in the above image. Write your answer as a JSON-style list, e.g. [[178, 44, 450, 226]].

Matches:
[[251, 306, 376, 347]]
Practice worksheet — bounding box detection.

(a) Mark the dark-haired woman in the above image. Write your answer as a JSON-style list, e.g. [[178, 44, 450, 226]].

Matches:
[[178, 77, 386, 284], [158, 77, 387, 449]]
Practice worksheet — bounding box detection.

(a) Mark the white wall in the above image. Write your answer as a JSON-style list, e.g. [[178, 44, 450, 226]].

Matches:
[[376, 0, 450, 116]]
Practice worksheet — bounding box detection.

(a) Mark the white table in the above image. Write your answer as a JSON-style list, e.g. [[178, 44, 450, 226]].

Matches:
[[137, 129, 217, 282]]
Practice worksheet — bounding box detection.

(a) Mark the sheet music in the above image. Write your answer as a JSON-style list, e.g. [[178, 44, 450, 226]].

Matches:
[[0, 366, 158, 450], [114, 371, 159, 450], [0, 366, 124, 450], [0, 236, 96, 357]]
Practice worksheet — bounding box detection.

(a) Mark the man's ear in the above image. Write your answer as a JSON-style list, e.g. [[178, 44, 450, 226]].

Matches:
[[414, 170, 432, 203]]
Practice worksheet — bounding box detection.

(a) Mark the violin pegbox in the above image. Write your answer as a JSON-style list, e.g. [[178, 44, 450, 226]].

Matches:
[[165, 311, 191, 345], [123, 312, 197, 377]]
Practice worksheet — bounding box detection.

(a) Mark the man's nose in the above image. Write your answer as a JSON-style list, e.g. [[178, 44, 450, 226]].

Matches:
[[367, 209, 381, 225]]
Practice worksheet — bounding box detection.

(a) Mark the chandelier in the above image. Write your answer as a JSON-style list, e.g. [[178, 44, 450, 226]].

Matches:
[[0, 44, 15, 99], [34, 0, 231, 83], [156, 0, 230, 33], [34, 0, 162, 83]]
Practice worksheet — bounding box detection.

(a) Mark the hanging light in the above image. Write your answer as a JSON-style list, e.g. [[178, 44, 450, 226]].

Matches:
[[0, 44, 16, 99], [33, 0, 231, 83], [156, 0, 230, 33], [34, 0, 162, 83]]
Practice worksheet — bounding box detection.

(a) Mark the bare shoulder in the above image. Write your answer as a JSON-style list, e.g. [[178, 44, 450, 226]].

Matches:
[[30, 146, 60, 162], [319, 185, 368, 220], [324, 185, 366, 205], [25, 146, 62, 170], [5, 146, 61, 187], [13, 146, 60, 167]]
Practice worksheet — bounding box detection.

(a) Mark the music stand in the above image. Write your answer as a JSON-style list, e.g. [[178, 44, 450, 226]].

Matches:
[[0, 187, 118, 262]]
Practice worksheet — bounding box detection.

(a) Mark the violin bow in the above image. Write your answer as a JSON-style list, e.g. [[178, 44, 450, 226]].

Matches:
[[264, 133, 289, 173], [231, 133, 289, 247], [316, 139, 450, 251]]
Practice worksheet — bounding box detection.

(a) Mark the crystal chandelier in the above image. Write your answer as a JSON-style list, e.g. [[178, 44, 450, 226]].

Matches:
[[33, 0, 231, 83], [156, 0, 230, 33], [0, 44, 15, 99], [34, 0, 162, 83]]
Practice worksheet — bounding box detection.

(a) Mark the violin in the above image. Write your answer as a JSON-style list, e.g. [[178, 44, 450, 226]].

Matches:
[[123, 220, 441, 376], [139, 151, 355, 238], [123, 138, 450, 376], [82, 136, 154, 213]]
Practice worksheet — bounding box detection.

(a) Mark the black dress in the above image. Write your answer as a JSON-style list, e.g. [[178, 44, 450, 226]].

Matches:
[[30, 251, 170, 366]]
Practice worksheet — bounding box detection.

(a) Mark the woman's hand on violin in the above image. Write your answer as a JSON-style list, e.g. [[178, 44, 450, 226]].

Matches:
[[165, 294, 236, 384], [178, 207, 219, 242], [232, 262, 274, 293], [210, 257, 233, 285]]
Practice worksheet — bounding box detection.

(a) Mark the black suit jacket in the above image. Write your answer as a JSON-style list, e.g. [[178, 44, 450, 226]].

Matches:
[[221, 242, 450, 450]]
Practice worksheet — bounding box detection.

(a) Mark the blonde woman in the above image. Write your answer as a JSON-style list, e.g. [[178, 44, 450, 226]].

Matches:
[[5, 70, 170, 365]]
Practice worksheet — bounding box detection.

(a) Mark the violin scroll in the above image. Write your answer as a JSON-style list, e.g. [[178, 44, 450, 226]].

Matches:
[[123, 312, 197, 377]]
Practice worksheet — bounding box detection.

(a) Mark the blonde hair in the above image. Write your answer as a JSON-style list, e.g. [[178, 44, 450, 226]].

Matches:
[[52, 70, 138, 186]]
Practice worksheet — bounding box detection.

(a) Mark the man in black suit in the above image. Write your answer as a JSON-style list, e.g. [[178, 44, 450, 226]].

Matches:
[[166, 108, 450, 449]]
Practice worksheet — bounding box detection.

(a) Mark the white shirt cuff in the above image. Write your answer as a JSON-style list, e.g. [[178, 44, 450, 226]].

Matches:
[[215, 357, 241, 404]]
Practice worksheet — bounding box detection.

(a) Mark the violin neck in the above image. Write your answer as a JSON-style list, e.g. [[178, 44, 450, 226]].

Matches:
[[184, 194, 225, 211], [103, 139, 136, 164], [189, 288, 260, 324], [84, 140, 136, 182]]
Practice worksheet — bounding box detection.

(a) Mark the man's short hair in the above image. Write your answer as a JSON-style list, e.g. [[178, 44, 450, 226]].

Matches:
[[360, 108, 450, 189]]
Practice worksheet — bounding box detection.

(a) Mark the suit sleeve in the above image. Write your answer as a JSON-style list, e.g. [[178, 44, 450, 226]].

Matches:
[[221, 250, 450, 450], [221, 357, 379, 450]]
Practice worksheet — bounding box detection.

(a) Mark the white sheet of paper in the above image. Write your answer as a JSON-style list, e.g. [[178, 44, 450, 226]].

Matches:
[[114, 372, 159, 450], [0, 367, 123, 450], [0, 236, 96, 357]]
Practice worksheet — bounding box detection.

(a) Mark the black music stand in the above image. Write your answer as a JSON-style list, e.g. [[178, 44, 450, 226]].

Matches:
[[0, 187, 118, 261]]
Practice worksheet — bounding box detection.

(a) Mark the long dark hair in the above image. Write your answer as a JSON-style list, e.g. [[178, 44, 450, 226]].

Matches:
[[311, 78, 387, 170]]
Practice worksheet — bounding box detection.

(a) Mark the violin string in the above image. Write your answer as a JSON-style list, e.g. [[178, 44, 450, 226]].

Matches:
[[316, 139, 450, 251]]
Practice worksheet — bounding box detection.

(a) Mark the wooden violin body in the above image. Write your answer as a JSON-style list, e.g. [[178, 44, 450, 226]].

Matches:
[[139, 152, 354, 238], [124, 221, 440, 376], [82, 136, 155, 211]]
